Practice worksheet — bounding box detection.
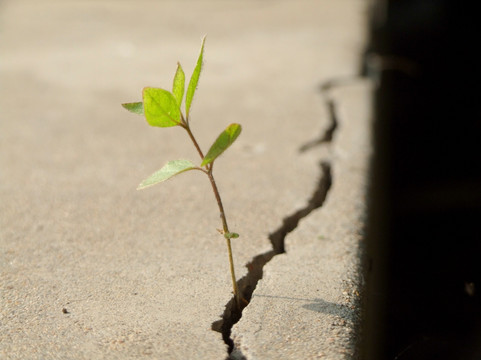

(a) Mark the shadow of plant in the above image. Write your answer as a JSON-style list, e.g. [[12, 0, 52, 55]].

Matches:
[[254, 294, 350, 318]]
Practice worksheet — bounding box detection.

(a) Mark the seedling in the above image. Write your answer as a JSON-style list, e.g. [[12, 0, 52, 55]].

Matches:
[[122, 36, 242, 309]]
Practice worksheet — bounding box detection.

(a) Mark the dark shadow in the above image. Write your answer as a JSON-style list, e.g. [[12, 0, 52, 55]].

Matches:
[[254, 293, 350, 318], [362, 1, 481, 359], [302, 298, 349, 316]]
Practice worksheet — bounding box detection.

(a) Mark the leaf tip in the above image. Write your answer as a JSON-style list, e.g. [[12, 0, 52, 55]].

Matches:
[[122, 101, 144, 115]]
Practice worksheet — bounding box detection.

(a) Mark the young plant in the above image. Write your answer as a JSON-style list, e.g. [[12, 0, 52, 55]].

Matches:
[[122, 36, 242, 309]]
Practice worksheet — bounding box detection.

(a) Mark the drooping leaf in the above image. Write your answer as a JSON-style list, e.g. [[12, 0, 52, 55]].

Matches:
[[172, 62, 185, 107], [185, 36, 206, 119], [201, 123, 242, 166], [137, 159, 197, 190], [122, 102, 143, 115], [142, 87, 181, 127]]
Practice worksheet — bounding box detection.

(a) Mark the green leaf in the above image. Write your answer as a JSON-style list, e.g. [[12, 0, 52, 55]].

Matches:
[[201, 123, 242, 166], [172, 62, 185, 107], [224, 232, 239, 239], [186, 36, 206, 119], [142, 87, 181, 127], [137, 159, 197, 190], [122, 102, 143, 115]]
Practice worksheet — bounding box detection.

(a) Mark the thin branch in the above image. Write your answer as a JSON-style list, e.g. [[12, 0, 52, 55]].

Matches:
[[207, 172, 240, 309], [183, 123, 241, 309], [184, 125, 205, 161]]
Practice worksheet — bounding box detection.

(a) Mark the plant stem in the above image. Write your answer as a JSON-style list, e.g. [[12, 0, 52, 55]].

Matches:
[[184, 124, 205, 160], [207, 171, 241, 310], [183, 125, 241, 310]]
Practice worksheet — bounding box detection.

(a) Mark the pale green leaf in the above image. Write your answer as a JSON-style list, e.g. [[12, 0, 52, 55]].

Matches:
[[186, 36, 206, 119], [137, 159, 197, 190], [224, 232, 239, 239], [172, 62, 185, 107], [142, 87, 181, 127], [201, 123, 242, 166], [122, 102, 143, 115]]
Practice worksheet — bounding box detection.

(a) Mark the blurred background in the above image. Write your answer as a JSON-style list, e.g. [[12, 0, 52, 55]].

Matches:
[[364, 0, 481, 359]]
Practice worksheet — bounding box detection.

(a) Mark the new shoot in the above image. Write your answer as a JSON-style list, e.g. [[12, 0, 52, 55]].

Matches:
[[122, 36, 243, 309]]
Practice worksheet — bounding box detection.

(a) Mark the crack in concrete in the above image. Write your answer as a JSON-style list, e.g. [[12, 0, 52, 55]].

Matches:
[[212, 81, 340, 359], [299, 80, 345, 153], [299, 100, 337, 153], [212, 162, 333, 359], [268, 162, 332, 254]]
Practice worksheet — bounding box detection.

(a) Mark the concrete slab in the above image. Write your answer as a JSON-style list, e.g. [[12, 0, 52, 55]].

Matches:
[[1, 1, 369, 359], [231, 80, 373, 359]]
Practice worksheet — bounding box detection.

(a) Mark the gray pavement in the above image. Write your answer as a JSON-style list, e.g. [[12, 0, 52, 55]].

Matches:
[[1, 1, 371, 359], [231, 81, 373, 359]]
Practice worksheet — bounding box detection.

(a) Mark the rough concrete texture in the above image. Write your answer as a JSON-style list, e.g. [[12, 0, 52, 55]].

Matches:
[[1, 1, 369, 359], [231, 81, 373, 359]]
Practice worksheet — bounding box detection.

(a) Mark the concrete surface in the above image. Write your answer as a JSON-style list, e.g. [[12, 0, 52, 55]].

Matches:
[[231, 81, 373, 359], [0, 1, 370, 359]]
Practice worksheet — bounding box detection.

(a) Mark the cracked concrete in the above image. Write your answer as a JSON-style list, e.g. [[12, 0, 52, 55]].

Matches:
[[213, 161, 332, 353], [1, 1, 370, 359], [231, 80, 372, 359]]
